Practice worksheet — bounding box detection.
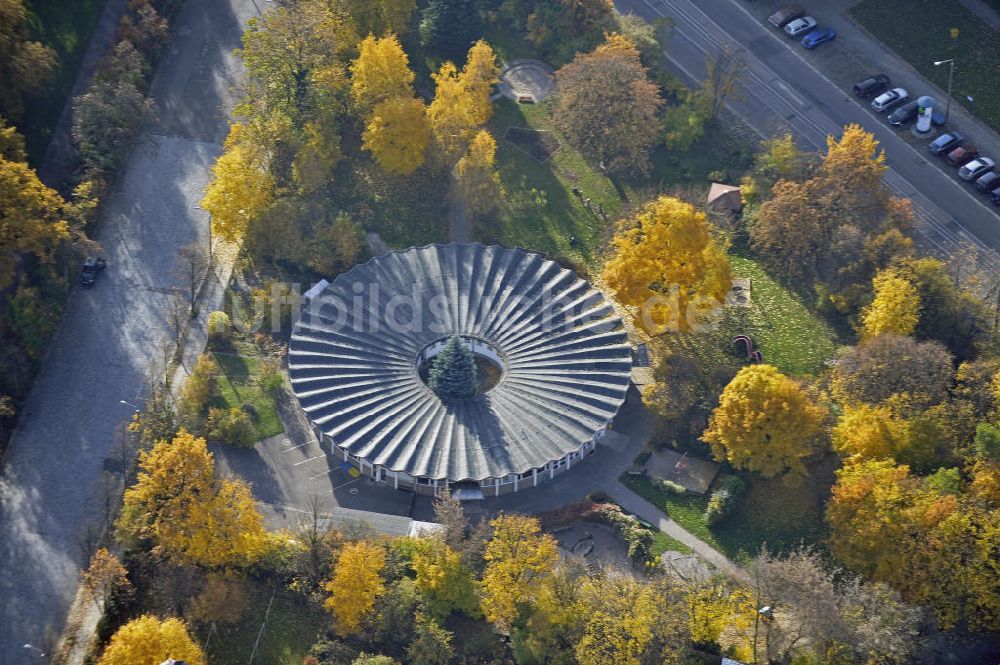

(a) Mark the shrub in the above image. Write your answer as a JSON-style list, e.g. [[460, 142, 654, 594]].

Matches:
[[179, 354, 218, 426], [207, 406, 256, 446], [206, 310, 231, 347], [704, 475, 746, 525], [652, 477, 687, 495]]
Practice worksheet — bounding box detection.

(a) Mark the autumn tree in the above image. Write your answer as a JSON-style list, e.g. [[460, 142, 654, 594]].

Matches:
[[860, 268, 920, 339], [602, 196, 731, 334], [699, 44, 745, 121], [0, 154, 70, 290], [325, 540, 386, 636], [178, 353, 218, 425], [0, 0, 57, 119], [82, 548, 132, 610], [201, 123, 275, 243], [833, 402, 910, 462], [406, 613, 455, 665], [350, 35, 415, 111], [454, 129, 501, 214], [575, 576, 658, 665], [187, 573, 250, 626], [97, 615, 205, 665], [116, 430, 268, 567], [412, 538, 480, 619], [480, 514, 558, 630], [702, 365, 825, 478], [831, 334, 952, 408], [552, 34, 662, 174], [337, 0, 417, 36], [420, 0, 481, 60], [426, 44, 498, 165], [362, 96, 430, 175]]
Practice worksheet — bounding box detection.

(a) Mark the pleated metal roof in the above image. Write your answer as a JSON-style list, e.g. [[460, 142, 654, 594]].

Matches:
[[288, 244, 632, 482]]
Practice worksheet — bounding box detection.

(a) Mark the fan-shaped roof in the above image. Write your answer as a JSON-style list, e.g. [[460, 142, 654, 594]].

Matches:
[[288, 243, 632, 482]]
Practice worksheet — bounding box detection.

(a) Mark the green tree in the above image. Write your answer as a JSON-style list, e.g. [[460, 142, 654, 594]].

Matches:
[[406, 613, 454, 665], [428, 336, 477, 398], [702, 365, 826, 478], [420, 0, 481, 60]]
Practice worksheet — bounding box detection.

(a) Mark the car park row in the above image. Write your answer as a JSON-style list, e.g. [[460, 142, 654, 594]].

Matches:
[[768, 5, 999, 208]]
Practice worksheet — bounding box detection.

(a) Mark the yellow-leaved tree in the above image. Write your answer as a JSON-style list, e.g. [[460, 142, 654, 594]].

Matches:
[[458, 40, 500, 126], [454, 129, 501, 214], [687, 582, 755, 660], [97, 615, 205, 665], [200, 123, 274, 243], [0, 154, 70, 290], [575, 576, 658, 665], [833, 402, 910, 461], [324, 540, 386, 636], [116, 430, 268, 567], [860, 268, 920, 339], [480, 514, 558, 630], [362, 95, 430, 175], [427, 61, 480, 164], [702, 364, 825, 478], [602, 196, 731, 334], [412, 537, 480, 619], [349, 34, 415, 110]]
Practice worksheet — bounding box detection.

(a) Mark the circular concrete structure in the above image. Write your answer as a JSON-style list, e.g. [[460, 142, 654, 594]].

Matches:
[[289, 243, 632, 495]]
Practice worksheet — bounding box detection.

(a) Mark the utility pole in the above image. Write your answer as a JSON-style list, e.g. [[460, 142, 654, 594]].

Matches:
[[934, 59, 955, 124]]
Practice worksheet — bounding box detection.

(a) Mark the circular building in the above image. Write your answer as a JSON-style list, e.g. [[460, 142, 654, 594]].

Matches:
[[288, 243, 632, 496]]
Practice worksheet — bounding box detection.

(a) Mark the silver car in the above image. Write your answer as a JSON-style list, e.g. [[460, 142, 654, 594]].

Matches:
[[959, 157, 996, 181], [871, 87, 908, 112], [784, 16, 817, 38]]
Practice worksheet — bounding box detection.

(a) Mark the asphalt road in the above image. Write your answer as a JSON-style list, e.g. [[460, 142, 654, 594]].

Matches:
[[617, 0, 1000, 265], [0, 0, 255, 661]]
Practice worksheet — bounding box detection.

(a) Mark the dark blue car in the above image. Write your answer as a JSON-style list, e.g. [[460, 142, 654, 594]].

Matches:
[[801, 27, 836, 49]]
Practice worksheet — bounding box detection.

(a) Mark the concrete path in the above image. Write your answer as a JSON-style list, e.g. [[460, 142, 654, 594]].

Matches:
[[448, 172, 472, 242], [0, 1, 257, 662]]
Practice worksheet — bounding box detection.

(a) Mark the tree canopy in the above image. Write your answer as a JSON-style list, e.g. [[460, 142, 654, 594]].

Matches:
[[552, 34, 662, 174], [428, 336, 477, 398], [702, 365, 825, 478], [97, 615, 205, 665], [602, 196, 731, 334]]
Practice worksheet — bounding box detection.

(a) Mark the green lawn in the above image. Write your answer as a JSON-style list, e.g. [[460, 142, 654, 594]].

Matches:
[[212, 352, 284, 439], [622, 469, 832, 562], [651, 529, 694, 557], [487, 99, 752, 268], [728, 253, 839, 377], [851, 0, 1000, 133], [203, 589, 328, 665], [21, 0, 105, 162]]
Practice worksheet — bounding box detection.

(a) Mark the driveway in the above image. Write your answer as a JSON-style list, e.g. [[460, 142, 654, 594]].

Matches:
[[617, 0, 1000, 267], [0, 0, 256, 661]]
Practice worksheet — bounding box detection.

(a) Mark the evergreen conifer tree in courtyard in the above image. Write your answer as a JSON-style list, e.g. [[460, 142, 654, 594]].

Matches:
[[420, 0, 481, 61], [429, 336, 477, 398]]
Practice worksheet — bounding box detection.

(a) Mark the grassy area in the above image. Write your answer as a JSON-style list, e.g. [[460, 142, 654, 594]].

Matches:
[[728, 253, 839, 377], [651, 530, 694, 557], [203, 589, 327, 665], [851, 0, 1000, 133], [487, 99, 752, 268], [212, 352, 284, 439], [622, 469, 832, 562], [21, 0, 105, 162]]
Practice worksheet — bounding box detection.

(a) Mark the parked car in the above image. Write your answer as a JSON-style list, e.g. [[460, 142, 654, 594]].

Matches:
[[887, 100, 920, 126], [80, 257, 107, 286], [991, 189, 1000, 206], [768, 4, 805, 28], [784, 16, 817, 38], [975, 171, 1000, 193], [929, 131, 964, 155], [853, 74, 890, 98], [801, 27, 836, 49], [959, 157, 996, 181], [871, 88, 908, 112], [946, 144, 979, 166]]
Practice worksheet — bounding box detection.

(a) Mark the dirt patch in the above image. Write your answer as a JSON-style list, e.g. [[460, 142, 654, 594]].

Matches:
[[503, 127, 560, 162]]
